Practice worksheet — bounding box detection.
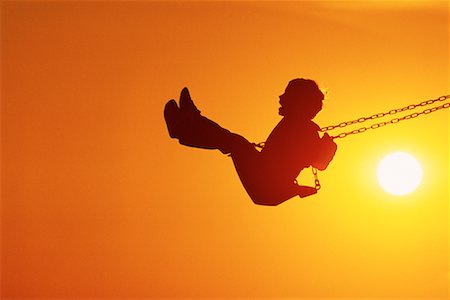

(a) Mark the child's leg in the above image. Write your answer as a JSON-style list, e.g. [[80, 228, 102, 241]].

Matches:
[[164, 88, 297, 204], [164, 88, 241, 154]]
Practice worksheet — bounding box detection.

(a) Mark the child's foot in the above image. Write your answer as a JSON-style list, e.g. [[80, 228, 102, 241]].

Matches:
[[164, 99, 182, 138]]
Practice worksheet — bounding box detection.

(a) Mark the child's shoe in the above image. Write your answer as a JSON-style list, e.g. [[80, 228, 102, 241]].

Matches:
[[179, 87, 201, 117], [164, 99, 182, 138]]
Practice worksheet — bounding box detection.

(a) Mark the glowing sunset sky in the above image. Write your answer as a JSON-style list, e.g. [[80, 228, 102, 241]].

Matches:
[[2, 1, 448, 298]]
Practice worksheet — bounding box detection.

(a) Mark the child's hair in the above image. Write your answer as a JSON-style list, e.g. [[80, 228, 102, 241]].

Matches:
[[279, 78, 324, 119]]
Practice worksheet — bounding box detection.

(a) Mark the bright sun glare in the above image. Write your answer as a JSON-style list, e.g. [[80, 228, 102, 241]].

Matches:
[[377, 152, 423, 196]]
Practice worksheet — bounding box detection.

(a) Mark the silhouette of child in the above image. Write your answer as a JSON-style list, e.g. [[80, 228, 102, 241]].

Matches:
[[164, 78, 337, 205]]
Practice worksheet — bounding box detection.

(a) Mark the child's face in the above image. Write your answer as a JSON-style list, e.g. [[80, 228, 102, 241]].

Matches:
[[278, 89, 302, 116], [278, 93, 286, 115]]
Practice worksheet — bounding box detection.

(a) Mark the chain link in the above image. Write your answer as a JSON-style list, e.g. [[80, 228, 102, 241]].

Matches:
[[312, 167, 321, 190], [252, 142, 265, 149]]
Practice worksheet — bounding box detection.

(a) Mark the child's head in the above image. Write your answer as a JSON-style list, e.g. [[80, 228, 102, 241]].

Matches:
[[278, 78, 324, 120]]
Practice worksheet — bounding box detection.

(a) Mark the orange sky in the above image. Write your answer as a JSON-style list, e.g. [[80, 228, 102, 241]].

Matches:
[[1, 1, 449, 299]]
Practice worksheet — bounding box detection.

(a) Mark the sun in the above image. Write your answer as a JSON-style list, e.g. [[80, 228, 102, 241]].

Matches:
[[376, 152, 423, 196]]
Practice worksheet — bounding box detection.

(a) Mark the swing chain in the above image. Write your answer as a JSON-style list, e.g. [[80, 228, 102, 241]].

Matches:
[[326, 95, 450, 139], [320, 95, 449, 133], [312, 167, 321, 190]]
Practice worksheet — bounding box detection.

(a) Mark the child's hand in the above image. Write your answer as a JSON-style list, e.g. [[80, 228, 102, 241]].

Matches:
[[325, 133, 337, 154], [322, 132, 336, 145], [322, 133, 337, 152], [313, 133, 338, 171]]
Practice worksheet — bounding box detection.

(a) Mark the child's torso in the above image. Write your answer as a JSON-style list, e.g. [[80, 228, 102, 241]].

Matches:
[[261, 117, 320, 181]]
